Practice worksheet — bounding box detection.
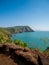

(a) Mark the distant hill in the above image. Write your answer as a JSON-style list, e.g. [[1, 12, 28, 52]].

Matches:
[[0, 26, 34, 34]]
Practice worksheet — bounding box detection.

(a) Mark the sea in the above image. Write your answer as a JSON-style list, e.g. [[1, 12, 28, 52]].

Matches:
[[12, 31, 49, 51]]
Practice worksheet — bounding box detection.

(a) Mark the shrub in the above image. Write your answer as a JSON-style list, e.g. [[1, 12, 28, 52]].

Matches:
[[23, 43, 28, 47], [0, 36, 6, 43], [7, 38, 13, 43], [14, 39, 20, 45], [44, 47, 49, 56], [36, 48, 42, 52], [14, 39, 28, 47]]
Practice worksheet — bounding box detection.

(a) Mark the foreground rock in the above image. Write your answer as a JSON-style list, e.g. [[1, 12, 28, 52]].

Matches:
[[0, 43, 49, 65]]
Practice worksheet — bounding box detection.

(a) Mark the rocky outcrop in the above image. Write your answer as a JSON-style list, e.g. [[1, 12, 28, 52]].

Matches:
[[0, 43, 49, 65]]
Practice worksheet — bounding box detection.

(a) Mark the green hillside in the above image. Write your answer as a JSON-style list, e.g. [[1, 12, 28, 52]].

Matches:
[[0, 26, 33, 34], [0, 26, 33, 44]]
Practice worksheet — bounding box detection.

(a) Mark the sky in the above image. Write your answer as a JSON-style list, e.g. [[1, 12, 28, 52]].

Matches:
[[0, 0, 49, 31]]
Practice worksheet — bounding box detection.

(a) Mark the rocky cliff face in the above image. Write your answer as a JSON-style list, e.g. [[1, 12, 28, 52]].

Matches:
[[0, 26, 34, 36], [0, 43, 49, 65], [6, 26, 34, 34]]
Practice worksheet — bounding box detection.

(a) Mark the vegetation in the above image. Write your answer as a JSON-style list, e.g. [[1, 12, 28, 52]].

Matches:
[[14, 39, 28, 47], [7, 38, 13, 43], [43, 47, 49, 56], [36, 48, 41, 51], [0, 30, 10, 43]]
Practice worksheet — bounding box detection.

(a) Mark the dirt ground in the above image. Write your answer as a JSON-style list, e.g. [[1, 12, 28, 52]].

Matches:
[[0, 54, 25, 65]]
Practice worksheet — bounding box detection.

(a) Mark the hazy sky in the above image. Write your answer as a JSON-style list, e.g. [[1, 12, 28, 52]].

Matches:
[[0, 0, 49, 31]]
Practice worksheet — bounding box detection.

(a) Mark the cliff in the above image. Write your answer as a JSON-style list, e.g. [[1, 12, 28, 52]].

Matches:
[[0, 26, 34, 34], [7, 26, 34, 33], [0, 43, 49, 65]]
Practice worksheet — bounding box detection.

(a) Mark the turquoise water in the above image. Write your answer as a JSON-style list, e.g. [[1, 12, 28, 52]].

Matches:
[[12, 31, 49, 51]]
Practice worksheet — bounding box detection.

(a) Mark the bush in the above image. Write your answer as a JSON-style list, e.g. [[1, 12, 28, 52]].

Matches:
[[0, 36, 6, 43], [44, 47, 49, 56], [14, 39, 28, 47], [36, 48, 42, 52], [14, 39, 20, 45], [23, 43, 28, 47], [7, 38, 13, 43]]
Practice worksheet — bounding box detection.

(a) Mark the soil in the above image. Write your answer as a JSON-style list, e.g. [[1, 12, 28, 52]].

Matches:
[[0, 54, 26, 65]]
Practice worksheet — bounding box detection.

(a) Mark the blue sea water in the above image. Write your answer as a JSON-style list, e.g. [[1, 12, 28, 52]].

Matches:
[[12, 31, 49, 51]]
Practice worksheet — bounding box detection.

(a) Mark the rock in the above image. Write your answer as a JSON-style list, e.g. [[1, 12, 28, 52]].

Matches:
[[0, 43, 49, 65]]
